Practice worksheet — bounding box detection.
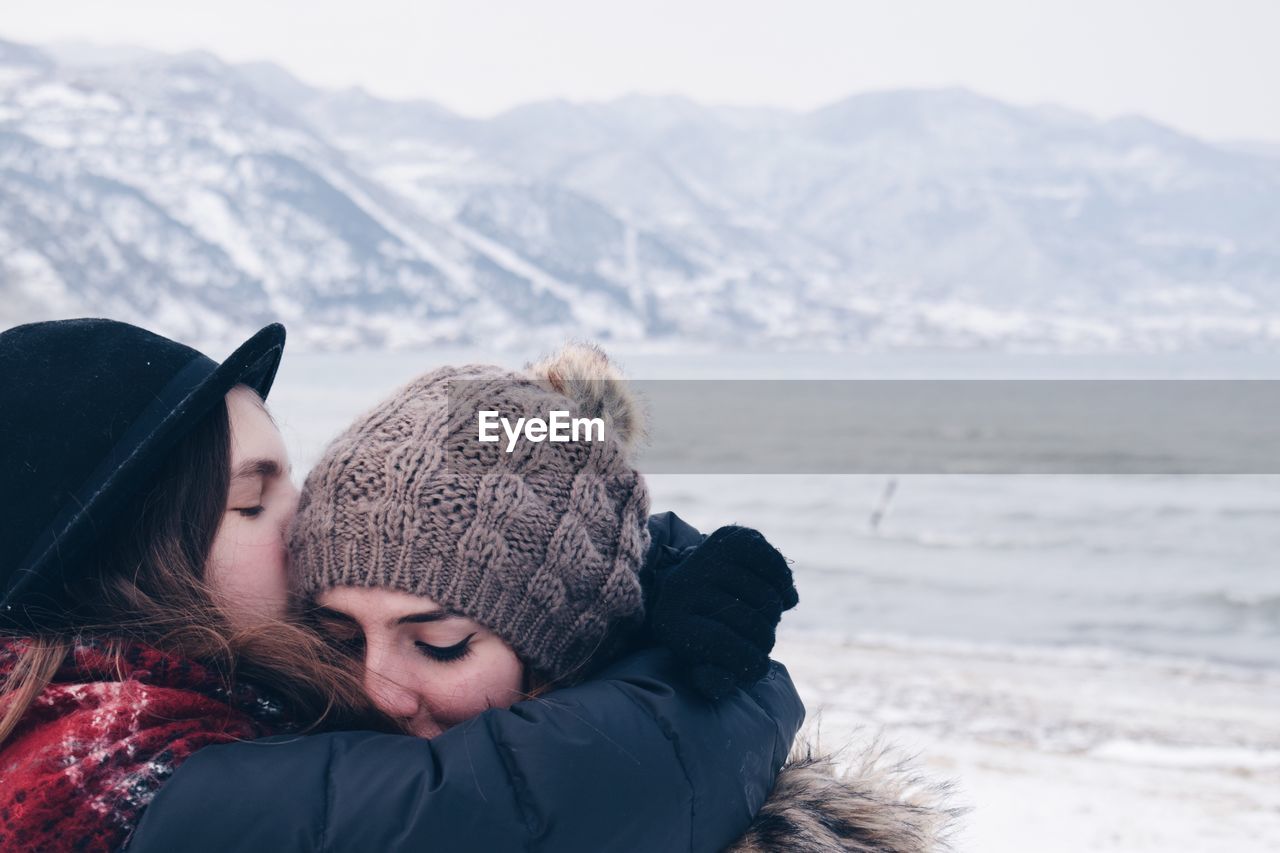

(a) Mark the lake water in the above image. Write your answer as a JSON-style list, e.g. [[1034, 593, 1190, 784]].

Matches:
[[265, 347, 1280, 670]]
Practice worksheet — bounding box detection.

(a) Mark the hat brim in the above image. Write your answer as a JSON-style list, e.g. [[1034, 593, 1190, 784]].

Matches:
[[207, 322, 286, 402], [2, 324, 286, 624]]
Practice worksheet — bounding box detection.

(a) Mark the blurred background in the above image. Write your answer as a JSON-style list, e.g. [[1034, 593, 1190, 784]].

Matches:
[[2, 2, 1277, 849]]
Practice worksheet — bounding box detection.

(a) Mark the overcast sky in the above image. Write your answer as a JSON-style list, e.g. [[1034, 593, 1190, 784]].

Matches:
[[3, 0, 1277, 141]]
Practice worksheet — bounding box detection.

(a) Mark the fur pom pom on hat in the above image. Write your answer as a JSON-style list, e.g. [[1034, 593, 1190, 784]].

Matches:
[[524, 342, 645, 452], [290, 343, 650, 680]]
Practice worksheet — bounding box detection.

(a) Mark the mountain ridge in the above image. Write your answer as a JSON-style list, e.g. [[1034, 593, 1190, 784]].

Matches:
[[2, 38, 1278, 352]]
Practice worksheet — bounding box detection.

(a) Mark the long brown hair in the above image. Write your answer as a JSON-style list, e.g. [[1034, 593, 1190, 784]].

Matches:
[[0, 391, 387, 745]]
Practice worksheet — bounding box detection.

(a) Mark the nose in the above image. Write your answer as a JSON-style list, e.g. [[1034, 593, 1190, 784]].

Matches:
[[278, 477, 301, 535], [363, 649, 422, 720]]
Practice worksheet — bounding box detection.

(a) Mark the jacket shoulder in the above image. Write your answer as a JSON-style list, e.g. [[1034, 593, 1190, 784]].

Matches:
[[130, 650, 804, 853]]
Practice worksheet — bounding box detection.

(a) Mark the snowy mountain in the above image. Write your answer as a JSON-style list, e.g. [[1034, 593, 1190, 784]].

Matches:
[[3, 38, 1279, 351]]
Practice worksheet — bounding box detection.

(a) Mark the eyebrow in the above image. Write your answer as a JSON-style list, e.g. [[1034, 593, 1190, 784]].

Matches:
[[313, 606, 356, 624], [232, 458, 283, 481], [395, 610, 461, 626], [312, 605, 463, 628]]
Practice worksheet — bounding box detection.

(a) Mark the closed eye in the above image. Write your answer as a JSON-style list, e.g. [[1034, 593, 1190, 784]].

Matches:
[[415, 633, 476, 663], [235, 505, 265, 518]]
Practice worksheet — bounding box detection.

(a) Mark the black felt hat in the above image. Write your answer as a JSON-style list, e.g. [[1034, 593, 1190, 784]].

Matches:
[[0, 319, 286, 627]]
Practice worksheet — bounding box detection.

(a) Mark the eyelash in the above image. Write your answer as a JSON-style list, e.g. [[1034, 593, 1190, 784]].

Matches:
[[235, 505, 265, 518], [416, 633, 476, 663]]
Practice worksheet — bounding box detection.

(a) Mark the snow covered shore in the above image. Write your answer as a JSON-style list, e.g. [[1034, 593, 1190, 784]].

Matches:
[[777, 630, 1280, 852]]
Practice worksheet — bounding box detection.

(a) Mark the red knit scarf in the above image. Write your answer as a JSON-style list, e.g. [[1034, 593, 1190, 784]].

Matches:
[[0, 638, 288, 852]]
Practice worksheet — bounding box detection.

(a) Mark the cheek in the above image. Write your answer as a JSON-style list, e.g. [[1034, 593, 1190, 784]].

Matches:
[[206, 518, 289, 620], [424, 651, 525, 724]]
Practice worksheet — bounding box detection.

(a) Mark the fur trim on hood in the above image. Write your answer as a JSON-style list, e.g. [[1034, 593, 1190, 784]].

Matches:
[[727, 739, 964, 852]]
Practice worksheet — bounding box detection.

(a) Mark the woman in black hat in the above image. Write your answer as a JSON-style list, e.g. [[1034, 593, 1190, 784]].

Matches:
[[0, 319, 803, 853]]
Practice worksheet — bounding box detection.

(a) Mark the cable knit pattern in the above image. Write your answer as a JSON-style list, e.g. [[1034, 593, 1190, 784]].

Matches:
[[290, 347, 650, 679]]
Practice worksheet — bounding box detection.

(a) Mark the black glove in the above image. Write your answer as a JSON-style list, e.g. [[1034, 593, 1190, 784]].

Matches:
[[648, 524, 798, 700]]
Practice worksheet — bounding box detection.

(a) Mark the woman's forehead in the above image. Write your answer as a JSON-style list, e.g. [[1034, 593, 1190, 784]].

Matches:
[[318, 586, 455, 626], [226, 386, 288, 467]]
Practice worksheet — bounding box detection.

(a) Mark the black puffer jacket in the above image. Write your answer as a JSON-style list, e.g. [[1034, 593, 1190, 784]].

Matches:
[[128, 649, 803, 852]]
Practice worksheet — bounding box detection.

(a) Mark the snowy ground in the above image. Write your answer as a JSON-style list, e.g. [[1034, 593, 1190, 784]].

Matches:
[[777, 630, 1280, 852]]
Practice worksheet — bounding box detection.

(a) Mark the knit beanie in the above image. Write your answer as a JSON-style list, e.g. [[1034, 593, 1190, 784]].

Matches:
[[290, 343, 650, 680]]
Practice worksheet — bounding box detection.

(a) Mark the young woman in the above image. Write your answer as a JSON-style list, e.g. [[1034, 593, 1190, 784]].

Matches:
[[0, 320, 804, 852], [293, 344, 959, 852]]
